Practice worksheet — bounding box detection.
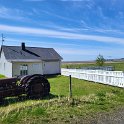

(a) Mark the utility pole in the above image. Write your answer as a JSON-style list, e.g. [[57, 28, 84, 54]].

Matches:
[[1, 34, 5, 46]]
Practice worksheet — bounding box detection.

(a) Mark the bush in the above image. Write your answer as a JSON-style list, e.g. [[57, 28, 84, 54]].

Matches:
[[96, 54, 105, 66]]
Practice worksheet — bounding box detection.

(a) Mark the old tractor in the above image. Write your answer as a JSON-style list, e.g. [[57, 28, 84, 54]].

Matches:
[[0, 74, 50, 103]]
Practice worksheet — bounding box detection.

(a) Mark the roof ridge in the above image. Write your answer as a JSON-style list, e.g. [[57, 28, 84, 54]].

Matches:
[[2, 45, 53, 49]]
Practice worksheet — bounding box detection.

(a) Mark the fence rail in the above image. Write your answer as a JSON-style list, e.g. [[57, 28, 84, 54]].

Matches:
[[61, 68, 124, 88]]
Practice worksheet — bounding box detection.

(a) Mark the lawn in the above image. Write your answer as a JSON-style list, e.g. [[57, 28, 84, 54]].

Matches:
[[50, 75, 123, 97], [0, 75, 124, 124]]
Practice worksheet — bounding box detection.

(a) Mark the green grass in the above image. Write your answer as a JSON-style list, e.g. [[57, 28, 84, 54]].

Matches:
[[62, 62, 124, 71], [0, 75, 124, 124], [0, 74, 6, 78], [49, 75, 122, 96]]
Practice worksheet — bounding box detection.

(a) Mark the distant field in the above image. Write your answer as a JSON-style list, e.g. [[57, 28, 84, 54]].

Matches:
[[62, 62, 124, 71], [0, 75, 124, 124]]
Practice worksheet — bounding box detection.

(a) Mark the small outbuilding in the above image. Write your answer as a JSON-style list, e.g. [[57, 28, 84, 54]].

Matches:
[[0, 43, 62, 77]]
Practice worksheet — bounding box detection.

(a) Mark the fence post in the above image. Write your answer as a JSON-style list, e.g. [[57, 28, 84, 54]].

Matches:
[[69, 75, 72, 98]]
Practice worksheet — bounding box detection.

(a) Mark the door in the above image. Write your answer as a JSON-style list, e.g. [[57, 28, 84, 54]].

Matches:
[[43, 61, 60, 74], [32, 63, 43, 74]]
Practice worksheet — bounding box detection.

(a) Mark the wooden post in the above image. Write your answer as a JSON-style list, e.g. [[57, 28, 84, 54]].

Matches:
[[69, 75, 72, 98]]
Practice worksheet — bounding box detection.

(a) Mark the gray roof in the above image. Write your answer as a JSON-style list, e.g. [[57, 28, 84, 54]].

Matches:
[[1, 45, 62, 62]]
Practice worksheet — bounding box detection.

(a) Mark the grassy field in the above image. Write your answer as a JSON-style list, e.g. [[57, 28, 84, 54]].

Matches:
[[62, 62, 124, 71], [0, 75, 124, 124]]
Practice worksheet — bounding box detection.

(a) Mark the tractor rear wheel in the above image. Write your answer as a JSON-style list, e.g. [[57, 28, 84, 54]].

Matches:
[[25, 75, 50, 99]]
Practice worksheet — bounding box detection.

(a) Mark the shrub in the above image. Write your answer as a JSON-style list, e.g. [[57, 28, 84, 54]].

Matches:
[[96, 54, 105, 66]]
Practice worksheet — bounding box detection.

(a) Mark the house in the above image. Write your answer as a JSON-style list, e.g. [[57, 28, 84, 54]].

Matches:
[[0, 43, 62, 77]]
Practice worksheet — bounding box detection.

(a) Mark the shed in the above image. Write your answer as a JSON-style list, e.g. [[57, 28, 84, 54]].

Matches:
[[0, 43, 62, 77]]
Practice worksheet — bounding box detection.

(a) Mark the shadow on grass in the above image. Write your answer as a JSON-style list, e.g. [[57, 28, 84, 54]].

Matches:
[[0, 93, 63, 107], [45, 75, 60, 79]]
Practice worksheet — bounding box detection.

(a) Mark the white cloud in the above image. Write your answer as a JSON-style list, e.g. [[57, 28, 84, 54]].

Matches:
[[56, 48, 98, 55], [55, 47, 124, 58], [6, 38, 82, 47], [0, 6, 27, 21], [41, 10, 80, 23], [1, 24, 124, 44], [6, 38, 122, 59]]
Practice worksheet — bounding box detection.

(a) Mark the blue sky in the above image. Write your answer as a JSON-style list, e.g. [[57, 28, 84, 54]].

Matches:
[[0, 0, 124, 61]]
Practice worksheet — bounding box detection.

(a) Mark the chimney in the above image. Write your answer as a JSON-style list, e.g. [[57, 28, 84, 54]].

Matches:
[[21, 42, 25, 50]]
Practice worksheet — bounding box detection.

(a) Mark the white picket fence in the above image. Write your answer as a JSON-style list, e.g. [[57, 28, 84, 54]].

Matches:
[[61, 68, 124, 88]]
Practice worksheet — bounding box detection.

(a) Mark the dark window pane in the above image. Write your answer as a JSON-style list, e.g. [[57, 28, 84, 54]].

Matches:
[[20, 64, 28, 76]]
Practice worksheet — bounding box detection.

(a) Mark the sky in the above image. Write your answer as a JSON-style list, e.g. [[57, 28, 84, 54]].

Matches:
[[0, 0, 124, 61]]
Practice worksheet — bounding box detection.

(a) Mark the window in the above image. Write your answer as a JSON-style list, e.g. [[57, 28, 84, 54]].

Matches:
[[20, 64, 28, 76]]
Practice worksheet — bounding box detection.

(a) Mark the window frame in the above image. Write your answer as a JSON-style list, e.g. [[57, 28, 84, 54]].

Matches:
[[20, 64, 28, 76]]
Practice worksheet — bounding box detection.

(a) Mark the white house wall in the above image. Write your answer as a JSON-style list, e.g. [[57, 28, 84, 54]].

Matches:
[[12, 62, 43, 77], [43, 60, 61, 74], [0, 50, 12, 77]]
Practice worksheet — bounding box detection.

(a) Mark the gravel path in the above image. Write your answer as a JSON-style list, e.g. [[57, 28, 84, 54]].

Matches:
[[79, 108, 124, 124], [61, 107, 124, 124]]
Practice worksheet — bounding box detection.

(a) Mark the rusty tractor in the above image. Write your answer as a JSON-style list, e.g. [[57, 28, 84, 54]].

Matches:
[[0, 74, 50, 103]]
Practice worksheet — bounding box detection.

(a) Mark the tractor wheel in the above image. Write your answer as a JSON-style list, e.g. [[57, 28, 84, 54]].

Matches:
[[25, 75, 50, 99], [0, 98, 3, 104]]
